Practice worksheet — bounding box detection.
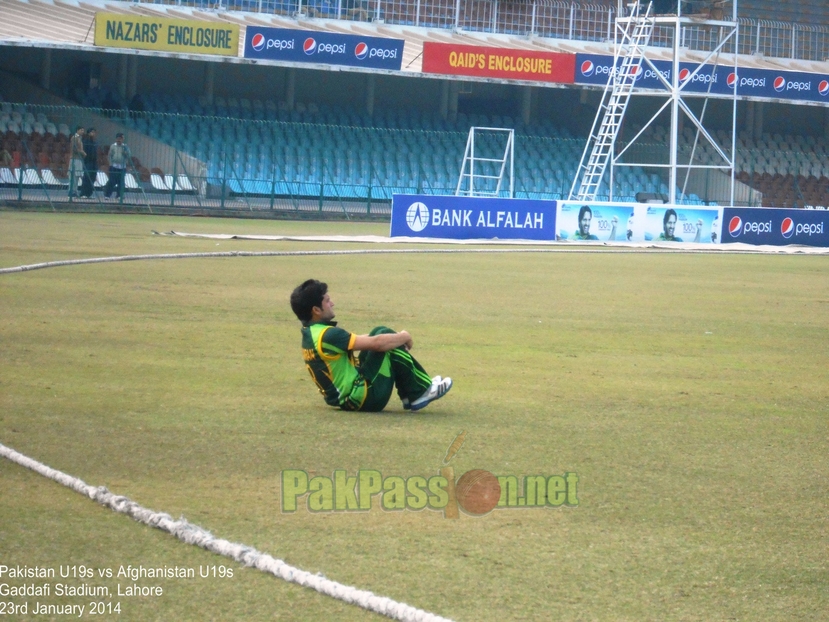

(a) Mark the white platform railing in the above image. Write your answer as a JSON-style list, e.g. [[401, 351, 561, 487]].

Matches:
[[125, 0, 829, 61]]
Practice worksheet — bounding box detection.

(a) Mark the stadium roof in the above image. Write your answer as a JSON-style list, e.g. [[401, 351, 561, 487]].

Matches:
[[1, 0, 828, 85]]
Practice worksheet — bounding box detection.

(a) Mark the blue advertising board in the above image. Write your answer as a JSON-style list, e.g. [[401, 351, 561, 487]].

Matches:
[[391, 197, 826, 247], [575, 54, 829, 104], [390, 195, 557, 240], [721, 207, 829, 246], [244, 27, 404, 71]]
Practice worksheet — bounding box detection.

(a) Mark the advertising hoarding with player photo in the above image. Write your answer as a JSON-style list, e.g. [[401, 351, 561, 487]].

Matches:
[[556, 202, 636, 242], [643, 206, 723, 244], [392, 195, 829, 248], [557, 202, 722, 244]]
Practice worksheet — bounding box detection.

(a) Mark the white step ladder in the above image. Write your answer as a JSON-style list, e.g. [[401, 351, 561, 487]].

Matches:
[[456, 127, 514, 198], [569, 1, 655, 201]]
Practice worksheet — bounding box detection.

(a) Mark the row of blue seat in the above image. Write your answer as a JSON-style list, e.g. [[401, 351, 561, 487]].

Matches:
[[125, 101, 573, 139]]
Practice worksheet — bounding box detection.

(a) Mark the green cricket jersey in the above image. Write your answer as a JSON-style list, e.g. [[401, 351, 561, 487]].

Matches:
[[572, 230, 599, 240], [656, 233, 683, 242], [301, 321, 367, 410]]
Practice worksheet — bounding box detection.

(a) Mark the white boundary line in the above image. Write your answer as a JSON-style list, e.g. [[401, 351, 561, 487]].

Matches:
[[0, 248, 653, 275], [1, 231, 826, 276], [157, 231, 829, 255], [0, 442, 455, 622], [1, 243, 824, 275]]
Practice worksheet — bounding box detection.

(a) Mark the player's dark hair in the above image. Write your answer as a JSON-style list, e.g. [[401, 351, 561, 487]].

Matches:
[[663, 208, 677, 226], [290, 279, 328, 323], [578, 205, 592, 221]]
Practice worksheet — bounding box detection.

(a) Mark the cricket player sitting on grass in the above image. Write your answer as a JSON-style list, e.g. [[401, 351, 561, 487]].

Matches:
[[290, 279, 452, 412]]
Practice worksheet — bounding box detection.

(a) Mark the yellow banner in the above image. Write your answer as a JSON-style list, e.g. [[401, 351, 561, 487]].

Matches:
[[94, 13, 239, 56]]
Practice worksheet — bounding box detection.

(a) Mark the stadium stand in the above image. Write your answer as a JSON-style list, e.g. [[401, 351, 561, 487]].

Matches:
[[0, 94, 668, 202], [2, 0, 829, 208], [739, 0, 829, 24], [7, 89, 829, 207]]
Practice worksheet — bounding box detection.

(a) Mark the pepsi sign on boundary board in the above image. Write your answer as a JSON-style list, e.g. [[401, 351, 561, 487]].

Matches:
[[244, 27, 403, 71], [721, 208, 829, 246], [391, 195, 557, 240], [575, 53, 829, 104]]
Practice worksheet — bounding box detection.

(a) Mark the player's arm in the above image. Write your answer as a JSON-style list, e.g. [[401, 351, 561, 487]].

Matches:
[[693, 219, 702, 243], [352, 331, 412, 352], [607, 216, 618, 241]]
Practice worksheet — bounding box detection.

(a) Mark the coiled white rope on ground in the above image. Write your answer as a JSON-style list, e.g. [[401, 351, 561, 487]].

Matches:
[[0, 442, 455, 622]]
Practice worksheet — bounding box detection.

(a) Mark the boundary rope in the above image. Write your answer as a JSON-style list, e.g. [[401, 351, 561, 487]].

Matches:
[[1, 243, 821, 275], [0, 442, 455, 622]]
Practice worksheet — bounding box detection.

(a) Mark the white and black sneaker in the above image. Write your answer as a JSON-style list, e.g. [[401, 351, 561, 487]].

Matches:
[[402, 376, 441, 410], [410, 376, 452, 412]]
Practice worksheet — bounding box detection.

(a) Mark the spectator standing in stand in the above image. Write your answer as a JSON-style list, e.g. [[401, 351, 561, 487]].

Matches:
[[68, 126, 86, 199], [80, 127, 98, 198], [104, 133, 131, 201]]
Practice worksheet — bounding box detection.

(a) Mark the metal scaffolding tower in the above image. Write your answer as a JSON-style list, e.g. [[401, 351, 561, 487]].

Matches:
[[570, 0, 740, 206]]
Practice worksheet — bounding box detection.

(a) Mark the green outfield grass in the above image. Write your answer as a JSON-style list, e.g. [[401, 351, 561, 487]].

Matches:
[[1, 212, 827, 621]]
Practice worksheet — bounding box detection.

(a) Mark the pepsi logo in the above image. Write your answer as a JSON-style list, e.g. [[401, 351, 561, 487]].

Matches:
[[355, 42, 368, 60], [727, 72, 737, 88], [819, 80, 829, 97], [251, 33, 265, 52], [773, 76, 786, 92], [303, 38, 316, 55], [728, 216, 742, 237], [679, 68, 690, 82], [581, 60, 595, 77], [781, 217, 794, 238], [630, 65, 642, 80]]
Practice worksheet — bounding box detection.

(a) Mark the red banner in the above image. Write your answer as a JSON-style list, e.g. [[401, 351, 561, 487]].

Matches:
[[422, 42, 575, 84]]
